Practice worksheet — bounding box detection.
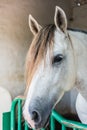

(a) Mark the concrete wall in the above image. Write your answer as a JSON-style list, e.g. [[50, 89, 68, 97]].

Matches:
[[70, 4, 87, 31], [0, 0, 31, 98]]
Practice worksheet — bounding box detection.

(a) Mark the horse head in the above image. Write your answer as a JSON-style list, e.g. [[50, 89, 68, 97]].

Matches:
[[23, 6, 76, 129]]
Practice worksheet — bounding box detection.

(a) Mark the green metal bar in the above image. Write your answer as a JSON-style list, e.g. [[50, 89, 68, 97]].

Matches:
[[50, 113, 55, 130], [10, 99, 18, 130], [73, 128, 79, 130], [62, 124, 66, 130], [3, 112, 11, 130], [18, 99, 22, 130], [52, 110, 87, 130], [25, 122, 29, 130]]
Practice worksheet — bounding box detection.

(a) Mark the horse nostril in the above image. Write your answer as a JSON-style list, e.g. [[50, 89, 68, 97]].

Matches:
[[32, 111, 38, 121], [31, 110, 41, 123]]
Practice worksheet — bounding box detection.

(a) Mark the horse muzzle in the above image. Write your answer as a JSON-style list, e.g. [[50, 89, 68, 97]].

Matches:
[[23, 98, 53, 129]]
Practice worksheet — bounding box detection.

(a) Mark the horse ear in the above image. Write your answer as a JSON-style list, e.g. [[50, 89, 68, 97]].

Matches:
[[54, 6, 67, 33], [29, 15, 42, 35]]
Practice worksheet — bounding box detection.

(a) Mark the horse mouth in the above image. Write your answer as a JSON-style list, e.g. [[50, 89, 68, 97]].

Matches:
[[26, 114, 50, 129]]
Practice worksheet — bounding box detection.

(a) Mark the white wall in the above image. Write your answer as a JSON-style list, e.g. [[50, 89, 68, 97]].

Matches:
[[0, 0, 31, 98]]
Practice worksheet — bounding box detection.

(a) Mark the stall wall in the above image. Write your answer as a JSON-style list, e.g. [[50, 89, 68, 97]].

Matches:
[[0, 0, 31, 98]]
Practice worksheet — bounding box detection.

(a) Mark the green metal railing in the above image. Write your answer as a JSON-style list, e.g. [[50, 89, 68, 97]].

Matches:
[[3, 98, 87, 130], [51, 110, 87, 130], [10, 99, 45, 130]]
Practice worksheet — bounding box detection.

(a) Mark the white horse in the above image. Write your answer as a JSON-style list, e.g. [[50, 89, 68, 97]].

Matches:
[[23, 6, 87, 129]]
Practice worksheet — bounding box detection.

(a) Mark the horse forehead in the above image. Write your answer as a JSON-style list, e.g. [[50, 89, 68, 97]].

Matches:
[[53, 30, 67, 54]]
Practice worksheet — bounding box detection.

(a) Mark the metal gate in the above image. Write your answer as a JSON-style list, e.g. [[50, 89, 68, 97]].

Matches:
[[3, 98, 87, 130]]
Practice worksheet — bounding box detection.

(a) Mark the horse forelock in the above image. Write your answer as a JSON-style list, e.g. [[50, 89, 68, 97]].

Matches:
[[25, 24, 56, 91]]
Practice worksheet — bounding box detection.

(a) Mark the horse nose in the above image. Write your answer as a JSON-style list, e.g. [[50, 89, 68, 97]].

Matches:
[[29, 107, 41, 124], [31, 110, 41, 123]]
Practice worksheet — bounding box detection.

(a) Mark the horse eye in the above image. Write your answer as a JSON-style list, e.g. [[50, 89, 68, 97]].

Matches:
[[52, 54, 63, 64]]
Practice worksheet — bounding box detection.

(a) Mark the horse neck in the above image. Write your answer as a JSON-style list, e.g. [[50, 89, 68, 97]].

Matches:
[[69, 30, 87, 99], [69, 30, 87, 61], [69, 30, 87, 53]]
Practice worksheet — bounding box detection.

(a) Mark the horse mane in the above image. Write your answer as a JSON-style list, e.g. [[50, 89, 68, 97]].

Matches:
[[25, 24, 56, 91]]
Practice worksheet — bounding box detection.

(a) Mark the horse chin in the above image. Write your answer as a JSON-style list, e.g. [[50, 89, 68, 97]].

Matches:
[[26, 112, 50, 129], [34, 116, 50, 129]]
